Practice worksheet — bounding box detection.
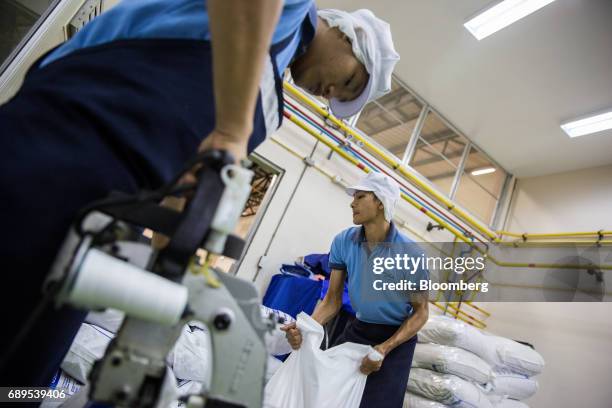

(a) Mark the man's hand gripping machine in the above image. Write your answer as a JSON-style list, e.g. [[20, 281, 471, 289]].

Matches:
[[44, 150, 272, 407]]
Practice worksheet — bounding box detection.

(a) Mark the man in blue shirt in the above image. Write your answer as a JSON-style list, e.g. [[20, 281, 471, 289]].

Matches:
[[283, 172, 429, 408], [0, 1, 400, 386]]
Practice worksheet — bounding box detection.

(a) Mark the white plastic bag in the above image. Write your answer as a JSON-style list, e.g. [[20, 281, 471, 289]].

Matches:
[[418, 316, 544, 376], [407, 368, 493, 408], [266, 356, 283, 383], [403, 392, 450, 408], [412, 343, 494, 385], [166, 322, 212, 390], [264, 312, 379, 408], [261, 305, 296, 356]]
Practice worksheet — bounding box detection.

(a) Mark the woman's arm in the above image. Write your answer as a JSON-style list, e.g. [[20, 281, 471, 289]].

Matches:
[[282, 268, 346, 350], [360, 292, 429, 374], [312, 268, 347, 325], [377, 292, 429, 356]]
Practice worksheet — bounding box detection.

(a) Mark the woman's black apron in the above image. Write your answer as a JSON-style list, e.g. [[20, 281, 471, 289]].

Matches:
[[332, 319, 418, 408], [0, 18, 308, 385]]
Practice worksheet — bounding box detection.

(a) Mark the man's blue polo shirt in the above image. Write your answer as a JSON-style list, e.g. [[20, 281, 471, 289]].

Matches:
[[329, 222, 429, 325], [42, 0, 315, 74]]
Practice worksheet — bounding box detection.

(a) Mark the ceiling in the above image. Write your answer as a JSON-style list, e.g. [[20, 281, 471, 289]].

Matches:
[[317, 0, 612, 177]]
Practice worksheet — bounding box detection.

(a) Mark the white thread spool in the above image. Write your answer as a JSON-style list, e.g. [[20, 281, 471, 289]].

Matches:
[[67, 249, 188, 325]]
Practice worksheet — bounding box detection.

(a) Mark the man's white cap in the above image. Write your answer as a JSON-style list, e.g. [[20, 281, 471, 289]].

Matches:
[[318, 9, 400, 119], [346, 172, 401, 222]]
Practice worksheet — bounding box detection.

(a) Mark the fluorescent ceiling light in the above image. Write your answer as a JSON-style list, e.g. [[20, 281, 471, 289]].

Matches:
[[471, 167, 496, 176], [465, 0, 557, 41], [561, 111, 612, 138]]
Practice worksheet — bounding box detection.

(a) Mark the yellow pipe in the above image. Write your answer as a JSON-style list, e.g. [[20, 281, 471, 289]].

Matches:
[[497, 230, 612, 240], [284, 110, 476, 246], [285, 83, 612, 244], [280, 113, 612, 272], [271, 134, 492, 317], [270, 135, 493, 322], [463, 302, 491, 317], [270, 135, 461, 259], [272, 126, 612, 323], [492, 260, 612, 270], [497, 240, 612, 247], [284, 82, 499, 242], [431, 302, 486, 329], [443, 302, 487, 327], [466, 270, 484, 303], [435, 238, 459, 303], [489, 282, 612, 296], [272, 130, 612, 310]]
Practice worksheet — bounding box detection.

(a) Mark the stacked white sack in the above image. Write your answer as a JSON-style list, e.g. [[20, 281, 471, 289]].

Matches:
[[404, 392, 528, 408], [490, 397, 530, 408], [487, 368, 538, 400], [407, 368, 493, 408], [415, 315, 543, 407], [403, 391, 450, 407], [412, 342, 494, 385], [418, 316, 544, 376], [405, 324, 496, 407]]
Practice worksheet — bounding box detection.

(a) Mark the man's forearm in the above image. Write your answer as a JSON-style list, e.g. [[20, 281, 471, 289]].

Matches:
[[208, 0, 282, 142]]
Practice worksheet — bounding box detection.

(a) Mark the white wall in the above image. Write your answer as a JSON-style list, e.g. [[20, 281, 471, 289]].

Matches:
[[483, 164, 612, 408], [505, 164, 612, 233], [483, 302, 612, 408]]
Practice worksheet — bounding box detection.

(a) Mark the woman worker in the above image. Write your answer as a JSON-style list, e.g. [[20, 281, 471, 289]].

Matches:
[[283, 172, 430, 407]]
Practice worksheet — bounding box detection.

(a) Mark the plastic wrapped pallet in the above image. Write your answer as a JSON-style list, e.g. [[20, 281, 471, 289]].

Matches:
[[412, 343, 494, 385], [418, 316, 545, 376], [488, 368, 538, 400], [407, 368, 493, 408], [403, 392, 450, 408]]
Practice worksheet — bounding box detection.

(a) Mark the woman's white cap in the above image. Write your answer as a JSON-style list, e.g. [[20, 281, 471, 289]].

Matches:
[[346, 172, 401, 221], [318, 8, 400, 118]]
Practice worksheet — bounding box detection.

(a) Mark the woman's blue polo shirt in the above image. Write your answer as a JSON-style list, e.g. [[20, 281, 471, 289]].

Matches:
[[329, 222, 429, 325]]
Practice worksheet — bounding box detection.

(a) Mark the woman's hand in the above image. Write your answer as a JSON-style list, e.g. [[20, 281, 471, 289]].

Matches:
[[280, 321, 303, 350], [359, 345, 386, 375]]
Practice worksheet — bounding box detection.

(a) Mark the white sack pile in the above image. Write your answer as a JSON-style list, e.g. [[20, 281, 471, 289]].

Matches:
[[403, 315, 544, 408]]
